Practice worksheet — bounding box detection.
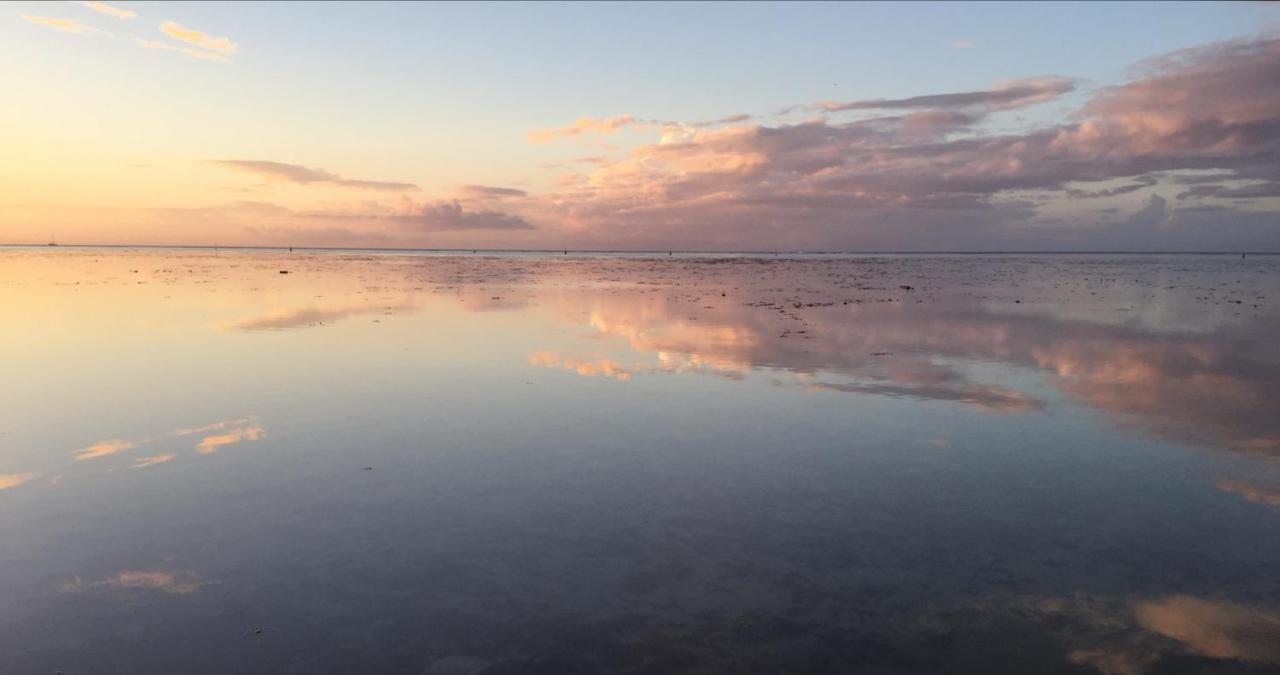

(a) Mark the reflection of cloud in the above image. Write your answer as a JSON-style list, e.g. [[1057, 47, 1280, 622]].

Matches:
[[69, 570, 204, 595], [546, 292, 1046, 412], [132, 454, 176, 469], [807, 379, 1044, 413], [227, 306, 372, 330], [174, 417, 256, 436], [0, 473, 36, 491], [1215, 480, 1280, 508], [225, 298, 417, 330], [1136, 596, 1280, 664], [537, 271, 1279, 455], [529, 351, 634, 381], [72, 417, 262, 462], [456, 291, 528, 312], [1067, 649, 1145, 675], [73, 438, 135, 461], [1031, 338, 1280, 454], [196, 424, 264, 454], [897, 594, 1280, 675]]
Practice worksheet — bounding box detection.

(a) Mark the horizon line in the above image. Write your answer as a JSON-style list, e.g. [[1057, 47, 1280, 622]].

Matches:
[[2, 243, 1278, 256]]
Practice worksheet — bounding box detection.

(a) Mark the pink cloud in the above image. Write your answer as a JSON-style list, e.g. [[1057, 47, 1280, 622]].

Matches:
[[516, 34, 1280, 250], [526, 115, 648, 142]]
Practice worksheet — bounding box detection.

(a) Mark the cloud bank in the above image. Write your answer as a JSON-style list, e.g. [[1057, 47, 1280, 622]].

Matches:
[[167, 31, 1279, 250], [390, 200, 534, 231], [516, 33, 1280, 250]]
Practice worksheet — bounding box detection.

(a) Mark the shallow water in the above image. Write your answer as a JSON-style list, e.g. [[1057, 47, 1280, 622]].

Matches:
[[2, 249, 1279, 674]]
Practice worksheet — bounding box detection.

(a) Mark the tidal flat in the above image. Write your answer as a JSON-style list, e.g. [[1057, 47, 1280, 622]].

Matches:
[[2, 249, 1279, 674]]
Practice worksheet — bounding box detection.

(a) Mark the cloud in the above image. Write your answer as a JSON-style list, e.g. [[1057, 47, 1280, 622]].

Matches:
[[526, 33, 1280, 250], [1054, 36, 1280, 164], [950, 39, 975, 49], [1067, 177, 1157, 198], [456, 185, 528, 199], [80, 2, 135, 19], [526, 115, 647, 142], [137, 38, 230, 64], [0, 473, 36, 491], [530, 114, 752, 145], [812, 75, 1076, 113], [207, 160, 418, 191], [1126, 193, 1169, 228], [73, 438, 134, 461], [21, 15, 100, 34], [686, 113, 755, 129], [390, 200, 534, 231], [1178, 181, 1280, 200], [159, 20, 236, 55]]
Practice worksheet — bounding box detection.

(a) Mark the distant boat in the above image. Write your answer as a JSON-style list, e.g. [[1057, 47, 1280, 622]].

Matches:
[[48, 235, 58, 247]]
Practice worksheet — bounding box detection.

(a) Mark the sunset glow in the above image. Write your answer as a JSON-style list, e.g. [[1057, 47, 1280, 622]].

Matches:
[[3, 2, 1277, 250]]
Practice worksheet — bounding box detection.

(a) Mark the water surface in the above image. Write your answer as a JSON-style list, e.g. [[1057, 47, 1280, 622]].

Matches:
[[2, 250, 1279, 673]]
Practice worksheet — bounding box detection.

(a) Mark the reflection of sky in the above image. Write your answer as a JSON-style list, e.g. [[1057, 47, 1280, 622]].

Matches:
[[2, 250, 1279, 673]]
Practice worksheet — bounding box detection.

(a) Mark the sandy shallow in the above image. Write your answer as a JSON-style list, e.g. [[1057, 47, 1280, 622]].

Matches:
[[1, 249, 1278, 673]]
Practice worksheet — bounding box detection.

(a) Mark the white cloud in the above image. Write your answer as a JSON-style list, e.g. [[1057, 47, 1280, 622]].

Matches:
[[80, 2, 136, 19], [21, 15, 100, 34], [159, 20, 237, 55]]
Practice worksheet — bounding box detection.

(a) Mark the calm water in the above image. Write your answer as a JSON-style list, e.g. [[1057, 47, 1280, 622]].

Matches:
[[2, 250, 1279, 674]]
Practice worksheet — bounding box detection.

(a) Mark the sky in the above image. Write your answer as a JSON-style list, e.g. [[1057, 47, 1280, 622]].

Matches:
[[2, 1, 1278, 251]]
